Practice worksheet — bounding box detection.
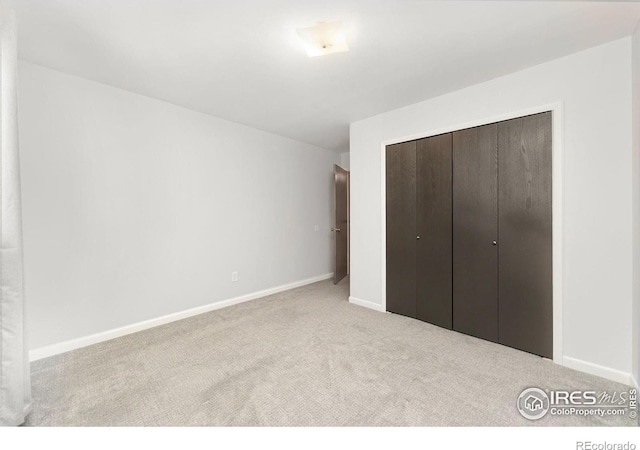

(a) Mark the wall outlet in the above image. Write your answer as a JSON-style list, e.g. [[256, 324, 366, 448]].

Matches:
[[231, 272, 238, 282], [314, 225, 320, 232]]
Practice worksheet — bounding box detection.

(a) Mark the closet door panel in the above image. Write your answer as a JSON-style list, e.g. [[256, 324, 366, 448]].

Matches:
[[416, 134, 453, 329], [452, 124, 499, 342], [386, 141, 417, 318], [498, 112, 553, 358]]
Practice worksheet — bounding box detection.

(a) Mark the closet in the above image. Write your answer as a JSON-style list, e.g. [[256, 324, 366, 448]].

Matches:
[[385, 111, 552, 358]]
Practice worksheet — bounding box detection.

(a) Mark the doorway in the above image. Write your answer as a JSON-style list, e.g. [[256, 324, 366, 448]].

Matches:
[[333, 164, 349, 284]]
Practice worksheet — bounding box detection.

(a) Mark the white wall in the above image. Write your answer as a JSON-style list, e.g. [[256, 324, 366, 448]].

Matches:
[[340, 152, 350, 171], [350, 38, 634, 384], [632, 27, 640, 387], [18, 61, 339, 351]]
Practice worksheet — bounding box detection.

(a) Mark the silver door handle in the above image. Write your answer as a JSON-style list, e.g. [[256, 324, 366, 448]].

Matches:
[[331, 228, 341, 232]]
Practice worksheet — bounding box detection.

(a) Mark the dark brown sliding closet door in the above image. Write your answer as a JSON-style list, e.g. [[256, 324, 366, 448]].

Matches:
[[498, 112, 553, 358], [416, 134, 453, 329], [452, 124, 499, 342], [386, 141, 417, 318]]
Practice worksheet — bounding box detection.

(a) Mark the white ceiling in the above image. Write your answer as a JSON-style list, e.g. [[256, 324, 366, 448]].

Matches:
[[15, 0, 640, 152]]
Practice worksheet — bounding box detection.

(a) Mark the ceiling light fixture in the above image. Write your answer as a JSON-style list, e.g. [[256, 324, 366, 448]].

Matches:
[[296, 21, 349, 57]]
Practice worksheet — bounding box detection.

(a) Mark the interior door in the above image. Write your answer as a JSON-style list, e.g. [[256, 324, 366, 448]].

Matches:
[[452, 124, 499, 342], [416, 134, 453, 328], [386, 142, 417, 317], [498, 112, 553, 358], [333, 164, 349, 284]]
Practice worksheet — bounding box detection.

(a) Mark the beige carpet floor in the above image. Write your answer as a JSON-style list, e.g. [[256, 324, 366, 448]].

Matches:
[[26, 279, 636, 426]]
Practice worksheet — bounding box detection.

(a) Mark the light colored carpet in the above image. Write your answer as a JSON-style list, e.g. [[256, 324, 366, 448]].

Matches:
[[26, 279, 635, 426]]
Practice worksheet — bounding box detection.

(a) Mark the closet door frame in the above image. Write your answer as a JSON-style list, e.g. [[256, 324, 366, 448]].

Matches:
[[379, 102, 564, 364]]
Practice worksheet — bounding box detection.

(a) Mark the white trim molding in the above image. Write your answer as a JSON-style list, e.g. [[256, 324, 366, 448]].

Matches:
[[29, 273, 333, 361], [563, 356, 635, 387], [349, 296, 386, 312], [379, 102, 565, 365]]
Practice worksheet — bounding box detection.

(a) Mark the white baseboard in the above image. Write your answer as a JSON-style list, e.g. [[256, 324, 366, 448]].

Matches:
[[563, 356, 635, 386], [29, 273, 333, 362], [348, 296, 386, 313]]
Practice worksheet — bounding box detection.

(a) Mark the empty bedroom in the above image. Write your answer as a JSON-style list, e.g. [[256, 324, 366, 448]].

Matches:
[[1, 0, 639, 447]]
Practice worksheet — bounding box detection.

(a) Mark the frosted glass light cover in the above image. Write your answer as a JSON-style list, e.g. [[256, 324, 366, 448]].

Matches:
[[296, 21, 349, 57]]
